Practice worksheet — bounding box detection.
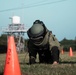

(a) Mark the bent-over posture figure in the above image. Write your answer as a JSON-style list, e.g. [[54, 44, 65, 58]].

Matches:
[[27, 20, 60, 64]]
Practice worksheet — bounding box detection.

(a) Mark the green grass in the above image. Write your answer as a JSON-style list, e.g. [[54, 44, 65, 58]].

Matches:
[[0, 52, 76, 75]]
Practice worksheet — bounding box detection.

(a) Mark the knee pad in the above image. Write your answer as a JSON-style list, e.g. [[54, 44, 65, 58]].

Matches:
[[29, 56, 36, 64]]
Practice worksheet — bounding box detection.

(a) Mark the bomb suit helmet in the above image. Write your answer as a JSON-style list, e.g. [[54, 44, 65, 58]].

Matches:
[[27, 20, 47, 44]]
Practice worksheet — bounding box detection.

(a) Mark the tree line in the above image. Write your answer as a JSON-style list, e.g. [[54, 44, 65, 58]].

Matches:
[[0, 34, 76, 53], [60, 37, 76, 51]]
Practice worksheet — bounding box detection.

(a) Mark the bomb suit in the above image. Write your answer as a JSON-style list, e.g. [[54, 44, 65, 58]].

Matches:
[[27, 20, 60, 64]]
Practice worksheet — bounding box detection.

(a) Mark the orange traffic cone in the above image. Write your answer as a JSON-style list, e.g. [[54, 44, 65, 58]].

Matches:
[[3, 36, 22, 75], [69, 47, 73, 57], [61, 50, 64, 54]]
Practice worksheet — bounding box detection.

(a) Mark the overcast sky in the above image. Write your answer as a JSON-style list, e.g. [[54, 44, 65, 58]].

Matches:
[[0, 0, 76, 41]]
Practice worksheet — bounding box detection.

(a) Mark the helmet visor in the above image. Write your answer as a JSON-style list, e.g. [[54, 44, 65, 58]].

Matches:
[[30, 36, 43, 44]]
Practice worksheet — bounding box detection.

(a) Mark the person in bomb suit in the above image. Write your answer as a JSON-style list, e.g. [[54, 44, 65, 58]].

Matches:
[[27, 20, 60, 64]]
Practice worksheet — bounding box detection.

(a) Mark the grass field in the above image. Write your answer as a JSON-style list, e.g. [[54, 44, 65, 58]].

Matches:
[[0, 52, 76, 75]]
